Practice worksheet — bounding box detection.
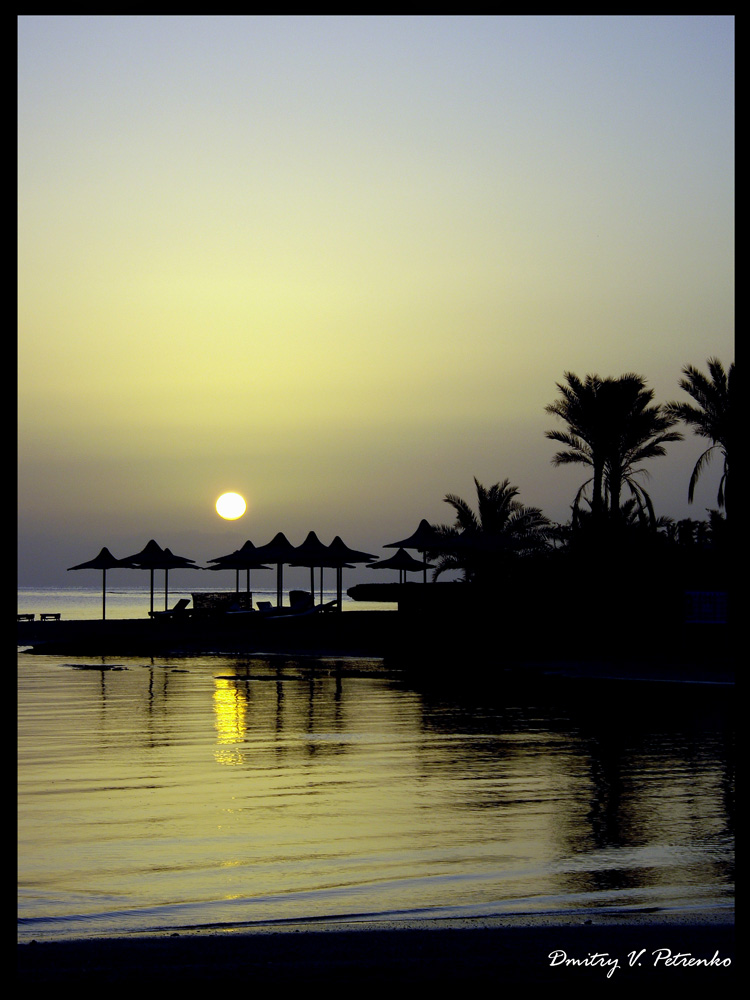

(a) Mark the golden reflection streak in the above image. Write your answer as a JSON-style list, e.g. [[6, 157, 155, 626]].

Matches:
[[213, 677, 247, 765]]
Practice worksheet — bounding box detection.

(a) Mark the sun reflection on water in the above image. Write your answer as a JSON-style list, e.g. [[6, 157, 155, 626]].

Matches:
[[213, 677, 248, 763]]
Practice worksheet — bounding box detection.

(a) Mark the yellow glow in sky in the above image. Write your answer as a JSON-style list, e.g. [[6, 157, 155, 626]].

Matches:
[[18, 16, 734, 585]]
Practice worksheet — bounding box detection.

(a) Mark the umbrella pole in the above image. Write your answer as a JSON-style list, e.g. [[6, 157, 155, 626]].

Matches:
[[150, 569, 155, 615], [165, 569, 169, 611], [277, 563, 283, 608], [102, 568, 107, 620], [319, 566, 323, 605]]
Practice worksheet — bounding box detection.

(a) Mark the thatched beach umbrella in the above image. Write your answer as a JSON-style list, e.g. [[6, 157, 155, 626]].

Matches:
[[121, 540, 165, 613], [288, 531, 338, 604], [326, 536, 377, 611], [251, 532, 298, 608], [160, 547, 200, 610], [368, 547, 434, 584], [384, 519, 447, 583], [67, 546, 134, 619], [121, 539, 199, 614], [206, 540, 271, 596]]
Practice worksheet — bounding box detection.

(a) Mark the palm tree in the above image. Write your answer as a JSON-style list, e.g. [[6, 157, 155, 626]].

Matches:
[[545, 372, 682, 525], [569, 496, 669, 539], [544, 373, 608, 521], [665, 357, 733, 514], [432, 478, 551, 582]]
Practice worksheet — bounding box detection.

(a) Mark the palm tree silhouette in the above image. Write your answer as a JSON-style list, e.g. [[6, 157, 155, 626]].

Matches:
[[545, 372, 682, 525], [665, 357, 733, 515], [432, 478, 551, 582]]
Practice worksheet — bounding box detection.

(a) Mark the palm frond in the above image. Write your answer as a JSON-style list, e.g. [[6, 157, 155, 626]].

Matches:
[[666, 357, 731, 510], [443, 493, 480, 533], [687, 446, 717, 504]]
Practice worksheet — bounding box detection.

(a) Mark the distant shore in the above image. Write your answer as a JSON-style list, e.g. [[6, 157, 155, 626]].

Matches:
[[18, 911, 735, 985]]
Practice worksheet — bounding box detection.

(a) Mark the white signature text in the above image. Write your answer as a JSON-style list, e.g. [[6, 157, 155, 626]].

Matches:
[[548, 947, 731, 977]]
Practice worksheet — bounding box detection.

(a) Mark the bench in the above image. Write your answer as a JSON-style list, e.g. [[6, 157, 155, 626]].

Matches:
[[40, 613, 61, 621], [17, 613, 34, 621]]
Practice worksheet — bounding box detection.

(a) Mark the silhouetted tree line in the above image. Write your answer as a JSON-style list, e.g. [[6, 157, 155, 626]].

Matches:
[[426, 358, 732, 612]]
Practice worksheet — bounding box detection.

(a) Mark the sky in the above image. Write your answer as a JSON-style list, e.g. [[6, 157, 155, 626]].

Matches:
[[18, 15, 734, 588]]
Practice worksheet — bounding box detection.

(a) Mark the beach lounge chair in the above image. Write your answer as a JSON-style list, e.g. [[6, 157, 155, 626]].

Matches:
[[149, 598, 190, 618], [254, 592, 316, 618], [315, 598, 340, 613]]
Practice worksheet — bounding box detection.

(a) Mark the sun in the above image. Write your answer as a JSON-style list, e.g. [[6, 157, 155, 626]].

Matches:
[[216, 492, 247, 520]]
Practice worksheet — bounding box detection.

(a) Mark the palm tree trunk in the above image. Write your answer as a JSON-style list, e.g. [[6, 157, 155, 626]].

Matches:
[[609, 469, 623, 522], [592, 459, 605, 522]]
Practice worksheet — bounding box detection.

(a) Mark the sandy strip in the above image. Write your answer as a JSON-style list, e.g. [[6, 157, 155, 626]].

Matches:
[[18, 912, 735, 985]]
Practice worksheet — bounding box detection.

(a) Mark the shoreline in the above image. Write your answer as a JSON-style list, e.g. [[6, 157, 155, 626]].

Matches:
[[17, 637, 735, 688], [17, 610, 734, 680], [18, 911, 735, 984], [16, 610, 399, 658]]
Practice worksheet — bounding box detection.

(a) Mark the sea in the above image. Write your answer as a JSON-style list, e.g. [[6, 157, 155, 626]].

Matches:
[[18, 586, 735, 943]]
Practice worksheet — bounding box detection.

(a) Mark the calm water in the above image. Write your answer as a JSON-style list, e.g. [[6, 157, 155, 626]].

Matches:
[[18, 590, 734, 942]]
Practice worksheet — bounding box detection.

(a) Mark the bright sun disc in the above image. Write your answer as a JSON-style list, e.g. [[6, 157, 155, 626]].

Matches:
[[216, 492, 247, 519]]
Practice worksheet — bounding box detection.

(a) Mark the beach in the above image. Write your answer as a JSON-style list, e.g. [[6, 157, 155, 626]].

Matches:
[[18, 913, 735, 985]]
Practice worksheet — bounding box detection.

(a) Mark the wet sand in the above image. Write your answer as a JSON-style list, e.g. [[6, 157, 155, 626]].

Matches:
[[18, 912, 735, 985]]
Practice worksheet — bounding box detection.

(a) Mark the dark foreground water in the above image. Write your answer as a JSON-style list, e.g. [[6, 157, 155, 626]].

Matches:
[[18, 650, 734, 943]]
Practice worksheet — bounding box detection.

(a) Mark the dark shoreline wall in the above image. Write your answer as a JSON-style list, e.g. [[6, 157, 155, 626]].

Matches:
[[17, 610, 400, 658], [18, 603, 731, 672]]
